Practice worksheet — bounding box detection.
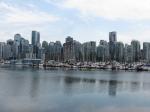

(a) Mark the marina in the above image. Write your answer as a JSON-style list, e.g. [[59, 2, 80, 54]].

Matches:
[[1, 60, 150, 71]]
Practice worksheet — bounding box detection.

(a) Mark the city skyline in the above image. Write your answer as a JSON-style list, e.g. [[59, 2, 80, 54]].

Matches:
[[1, 0, 150, 44], [1, 30, 150, 64], [1, 30, 150, 48]]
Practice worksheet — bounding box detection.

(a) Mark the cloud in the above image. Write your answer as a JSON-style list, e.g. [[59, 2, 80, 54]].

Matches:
[[0, 2, 59, 25], [59, 0, 150, 21]]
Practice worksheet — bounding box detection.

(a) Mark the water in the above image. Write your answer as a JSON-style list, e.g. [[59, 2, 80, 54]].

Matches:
[[0, 67, 150, 112]]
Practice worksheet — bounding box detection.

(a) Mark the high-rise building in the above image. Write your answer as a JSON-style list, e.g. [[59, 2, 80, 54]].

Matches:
[[7, 39, 14, 59], [3, 44, 12, 60], [74, 40, 82, 62], [26, 44, 34, 59], [0, 42, 5, 60], [126, 45, 132, 63], [42, 41, 49, 61], [48, 41, 62, 62], [109, 32, 117, 42], [32, 31, 40, 46], [11, 43, 19, 59], [131, 40, 141, 62], [97, 40, 109, 62], [14, 34, 22, 59], [14, 34, 22, 46], [31, 31, 40, 58], [109, 31, 117, 61], [20, 38, 29, 59], [143, 42, 150, 62], [14, 34, 29, 59], [37, 47, 45, 61], [54, 41, 62, 62], [42, 41, 49, 50], [49, 42, 55, 60], [63, 36, 75, 62], [7, 39, 14, 46], [97, 45, 105, 62], [82, 41, 96, 62], [115, 42, 124, 62]]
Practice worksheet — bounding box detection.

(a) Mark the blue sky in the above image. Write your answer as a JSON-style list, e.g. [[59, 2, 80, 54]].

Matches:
[[0, 0, 150, 45]]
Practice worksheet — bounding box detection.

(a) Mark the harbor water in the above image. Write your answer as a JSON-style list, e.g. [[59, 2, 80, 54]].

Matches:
[[0, 66, 150, 112]]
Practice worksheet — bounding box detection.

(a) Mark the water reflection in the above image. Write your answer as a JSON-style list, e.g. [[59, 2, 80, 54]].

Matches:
[[30, 72, 40, 98], [108, 80, 117, 96], [64, 76, 81, 84], [130, 81, 141, 92], [82, 78, 96, 83], [63, 75, 150, 96]]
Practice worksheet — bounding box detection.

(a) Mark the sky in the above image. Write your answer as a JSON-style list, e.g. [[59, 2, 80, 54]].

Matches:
[[0, 0, 150, 45]]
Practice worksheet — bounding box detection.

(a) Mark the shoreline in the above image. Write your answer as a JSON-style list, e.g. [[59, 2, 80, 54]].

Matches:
[[1, 63, 150, 72]]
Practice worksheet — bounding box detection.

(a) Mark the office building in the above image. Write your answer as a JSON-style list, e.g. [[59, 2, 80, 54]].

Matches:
[[131, 40, 141, 62], [109, 31, 117, 61]]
